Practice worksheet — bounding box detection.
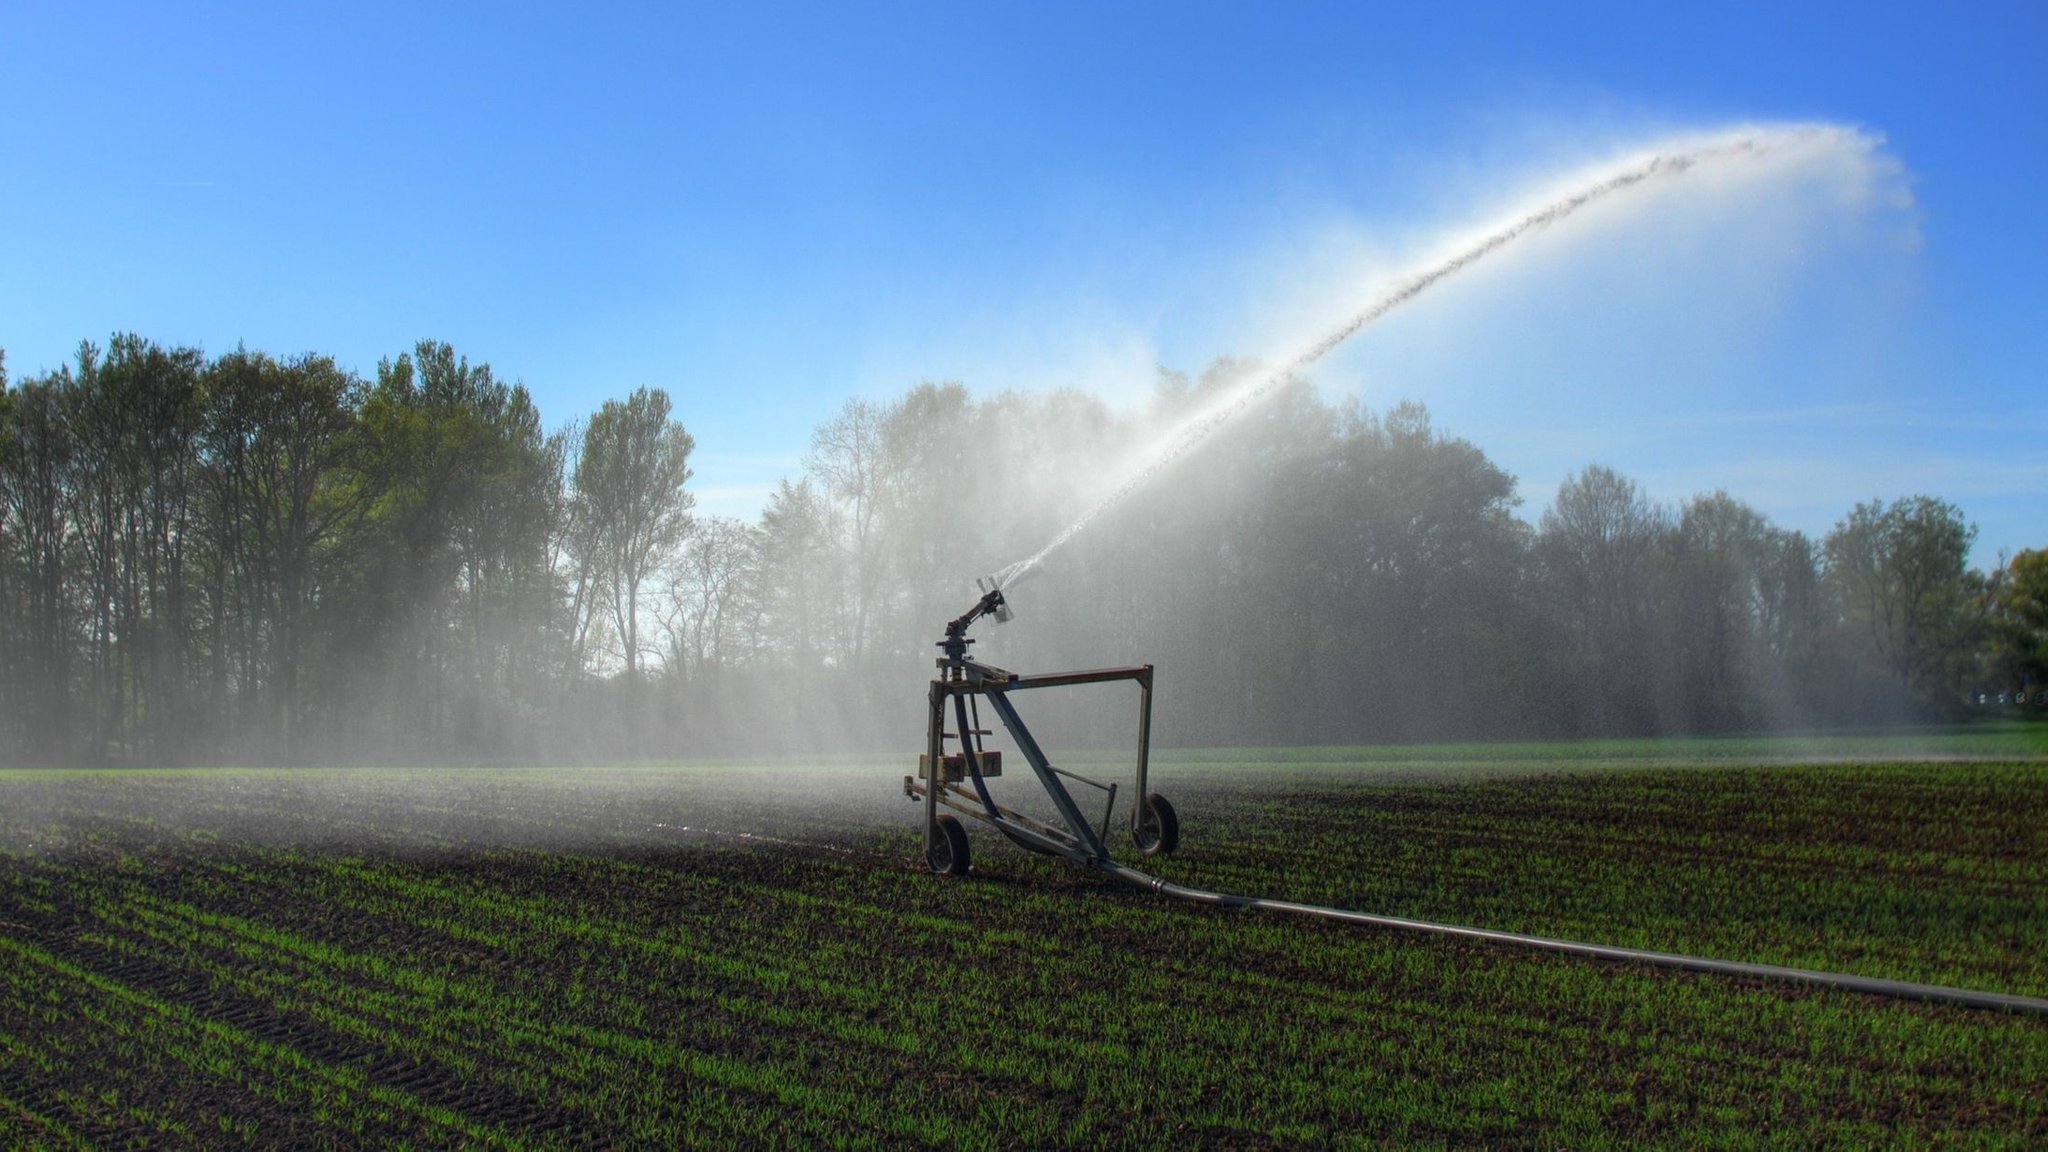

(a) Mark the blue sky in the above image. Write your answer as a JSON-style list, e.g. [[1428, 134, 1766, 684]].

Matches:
[[2, 1, 2042, 562]]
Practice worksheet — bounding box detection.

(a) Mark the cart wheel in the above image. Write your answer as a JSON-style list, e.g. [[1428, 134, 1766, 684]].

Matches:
[[1134, 792, 1179, 856], [927, 813, 971, 875]]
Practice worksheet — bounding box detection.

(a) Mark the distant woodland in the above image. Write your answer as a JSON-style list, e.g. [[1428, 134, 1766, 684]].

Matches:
[[1, 336, 2042, 766]]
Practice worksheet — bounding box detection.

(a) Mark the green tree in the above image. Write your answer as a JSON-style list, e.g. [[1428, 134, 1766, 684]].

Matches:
[[0, 357, 16, 750], [573, 387, 695, 685], [1665, 492, 1824, 730], [1536, 464, 1672, 734], [1823, 496, 1981, 700], [1987, 548, 2048, 690], [342, 341, 559, 754], [198, 348, 363, 757], [0, 367, 77, 758], [1253, 397, 1521, 742], [756, 477, 832, 672], [61, 335, 205, 760]]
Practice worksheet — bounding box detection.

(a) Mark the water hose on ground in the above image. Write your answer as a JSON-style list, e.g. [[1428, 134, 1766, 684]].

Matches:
[[1095, 861, 2048, 1017]]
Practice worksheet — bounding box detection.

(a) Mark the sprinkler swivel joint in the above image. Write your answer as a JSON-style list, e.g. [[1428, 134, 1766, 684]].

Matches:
[[937, 579, 1014, 667]]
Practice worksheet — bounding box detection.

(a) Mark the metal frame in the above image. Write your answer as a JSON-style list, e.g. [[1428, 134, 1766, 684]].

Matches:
[[904, 586, 1155, 868]]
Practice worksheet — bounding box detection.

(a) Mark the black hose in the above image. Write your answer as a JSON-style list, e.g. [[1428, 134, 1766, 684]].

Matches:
[[955, 690, 1049, 856], [1095, 861, 2048, 1017]]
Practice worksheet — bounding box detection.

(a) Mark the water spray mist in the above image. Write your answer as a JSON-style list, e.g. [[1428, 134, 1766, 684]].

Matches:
[[992, 124, 1867, 589]]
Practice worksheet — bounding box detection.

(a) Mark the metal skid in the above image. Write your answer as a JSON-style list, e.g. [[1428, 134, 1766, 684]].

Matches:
[[903, 585, 1178, 875]]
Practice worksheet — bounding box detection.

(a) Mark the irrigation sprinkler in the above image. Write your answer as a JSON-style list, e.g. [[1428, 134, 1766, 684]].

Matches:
[[903, 579, 1177, 877], [903, 580, 2048, 1017]]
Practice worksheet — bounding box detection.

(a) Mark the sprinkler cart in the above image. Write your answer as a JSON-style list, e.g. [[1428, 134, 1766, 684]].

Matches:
[[900, 582, 2048, 1017], [904, 580, 1178, 875]]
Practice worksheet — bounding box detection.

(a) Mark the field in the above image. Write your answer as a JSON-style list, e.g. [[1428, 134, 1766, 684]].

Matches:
[[2, 727, 2046, 1148]]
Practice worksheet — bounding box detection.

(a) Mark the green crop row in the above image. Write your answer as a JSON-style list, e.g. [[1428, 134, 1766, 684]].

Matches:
[[0, 752, 2044, 1146]]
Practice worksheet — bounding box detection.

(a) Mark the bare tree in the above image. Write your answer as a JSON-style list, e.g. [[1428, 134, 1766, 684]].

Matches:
[[806, 398, 887, 667], [665, 515, 759, 676]]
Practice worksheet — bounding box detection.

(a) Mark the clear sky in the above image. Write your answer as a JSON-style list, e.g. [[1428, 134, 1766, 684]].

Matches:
[[3, 1, 2042, 563]]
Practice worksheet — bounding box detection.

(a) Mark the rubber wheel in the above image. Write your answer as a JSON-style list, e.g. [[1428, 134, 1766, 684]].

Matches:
[[1134, 792, 1179, 856], [927, 813, 971, 875]]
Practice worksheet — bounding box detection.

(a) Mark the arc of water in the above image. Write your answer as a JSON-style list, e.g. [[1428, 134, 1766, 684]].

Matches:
[[991, 127, 1839, 592]]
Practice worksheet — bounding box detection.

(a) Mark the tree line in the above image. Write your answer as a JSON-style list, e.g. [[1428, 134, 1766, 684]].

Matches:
[[0, 337, 2040, 765]]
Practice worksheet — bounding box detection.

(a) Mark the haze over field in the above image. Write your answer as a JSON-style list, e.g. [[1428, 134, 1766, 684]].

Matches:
[[2, 4, 2044, 766], [2, 3, 2042, 560]]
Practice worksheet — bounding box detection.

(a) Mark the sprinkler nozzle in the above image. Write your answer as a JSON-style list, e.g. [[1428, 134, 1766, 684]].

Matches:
[[976, 577, 1016, 625]]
